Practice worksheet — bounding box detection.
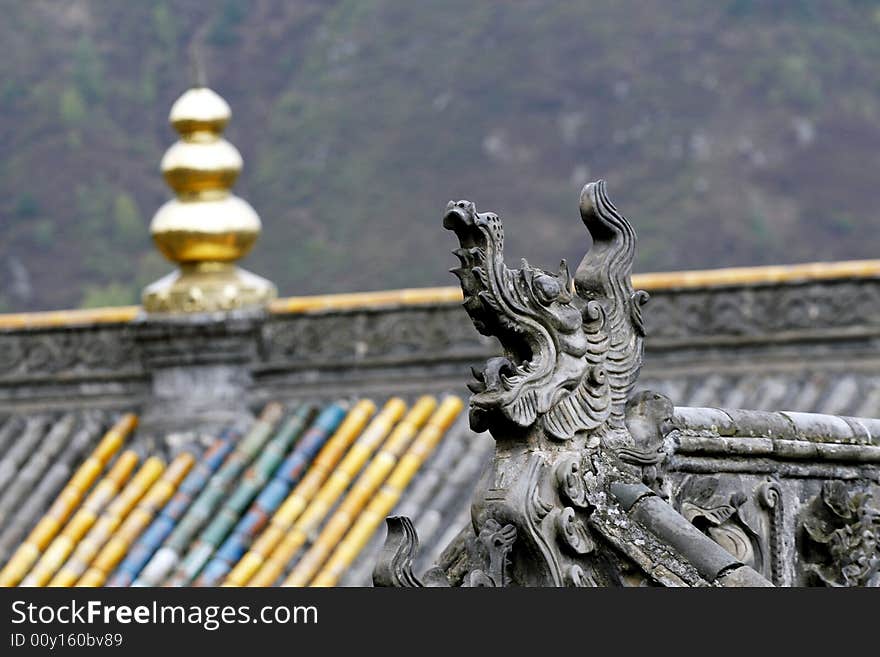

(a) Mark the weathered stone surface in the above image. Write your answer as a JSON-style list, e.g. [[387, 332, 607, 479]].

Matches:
[[625, 493, 745, 581], [373, 181, 879, 587], [372, 182, 774, 587], [801, 480, 879, 587], [717, 565, 775, 587]]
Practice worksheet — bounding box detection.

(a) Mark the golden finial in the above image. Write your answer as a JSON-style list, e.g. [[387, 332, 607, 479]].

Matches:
[[142, 85, 276, 313]]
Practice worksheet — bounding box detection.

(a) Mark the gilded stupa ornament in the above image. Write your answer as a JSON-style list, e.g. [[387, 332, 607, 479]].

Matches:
[[142, 86, 276, 313]]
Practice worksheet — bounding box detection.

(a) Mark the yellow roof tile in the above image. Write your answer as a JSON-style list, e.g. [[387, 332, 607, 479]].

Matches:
[[2, 259, 880, 329]]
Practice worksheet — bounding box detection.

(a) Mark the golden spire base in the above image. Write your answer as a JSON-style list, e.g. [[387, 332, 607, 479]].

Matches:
[[142, 262, 276, 314]]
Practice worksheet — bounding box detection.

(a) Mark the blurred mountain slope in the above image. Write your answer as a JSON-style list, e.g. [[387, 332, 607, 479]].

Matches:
[[2, 0, 879, 311]]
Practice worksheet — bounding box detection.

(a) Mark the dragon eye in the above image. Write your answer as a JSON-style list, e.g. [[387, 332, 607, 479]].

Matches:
[[534, 275, 561, 304]]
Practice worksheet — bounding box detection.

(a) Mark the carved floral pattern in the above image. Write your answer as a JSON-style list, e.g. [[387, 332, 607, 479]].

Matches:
[[802, 481, 880, 587], [677, 474, 784, 584], [0, 329, 140, 380], [645, 280, 880, 340], [556, 507, 595, 556], [261, 307, 488, 365]]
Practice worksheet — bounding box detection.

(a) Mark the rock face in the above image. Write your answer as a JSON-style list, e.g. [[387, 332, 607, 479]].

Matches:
[[373, 182, 880, 587]]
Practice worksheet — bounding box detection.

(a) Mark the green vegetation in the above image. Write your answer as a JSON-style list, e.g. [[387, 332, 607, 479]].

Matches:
[[59, 87, 87, 124], [208, 0, 249, 46], [72, 36, 104, 103], [112, 193, 143, 248], [80, 283, 138, 309], [1, 1, 879, 312], [13, 194, 39, 219]]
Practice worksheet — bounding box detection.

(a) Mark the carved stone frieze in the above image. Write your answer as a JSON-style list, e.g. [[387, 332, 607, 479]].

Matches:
[[134, 313, 262, 369], [801, 480, 880, 587], [675, 475, 785, 585], [0, 327, 141, 382], [645, 278, 880, 342], [261, 306, 491, 367], [4, 280, 880, 399]]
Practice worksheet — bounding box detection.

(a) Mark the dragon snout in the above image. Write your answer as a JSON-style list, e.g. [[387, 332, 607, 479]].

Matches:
[[443, 200, 477, 231]]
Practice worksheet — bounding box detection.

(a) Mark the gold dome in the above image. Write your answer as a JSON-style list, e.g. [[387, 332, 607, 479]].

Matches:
[[150, 196, 260, 262], [142, 85, 276, 314], [161, 139, 243, 195], [168, 86, 231, 135]]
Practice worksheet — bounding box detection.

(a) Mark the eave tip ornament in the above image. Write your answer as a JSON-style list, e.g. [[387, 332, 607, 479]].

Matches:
[[142, 86, 276, 314]]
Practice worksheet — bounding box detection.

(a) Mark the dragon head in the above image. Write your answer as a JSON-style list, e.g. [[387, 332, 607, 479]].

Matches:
[[444, 198, 612, 440]]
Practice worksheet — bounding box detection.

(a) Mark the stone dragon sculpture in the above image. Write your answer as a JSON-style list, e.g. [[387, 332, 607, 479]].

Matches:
[[374, 181, 772, 587], [442, 181, 646, 442]]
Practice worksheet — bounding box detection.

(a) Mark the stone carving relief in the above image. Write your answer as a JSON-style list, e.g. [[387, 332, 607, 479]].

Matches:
[[801, 481, 879, 587], [618, 390, 675, 498], [645, 279, 880, 341], [261, 307, 489, 366], [465, 518, 518, 587], [376, 453, 605, 588], [676, 475, 784, 585], [373, 517, 429, 588], [0, 328, 140, 381]]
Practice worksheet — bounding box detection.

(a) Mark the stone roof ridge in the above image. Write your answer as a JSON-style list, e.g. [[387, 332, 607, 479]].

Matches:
[[3, 258, 880, 330], [674, 405, 880, 446], [603, 480, 772, 587]]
